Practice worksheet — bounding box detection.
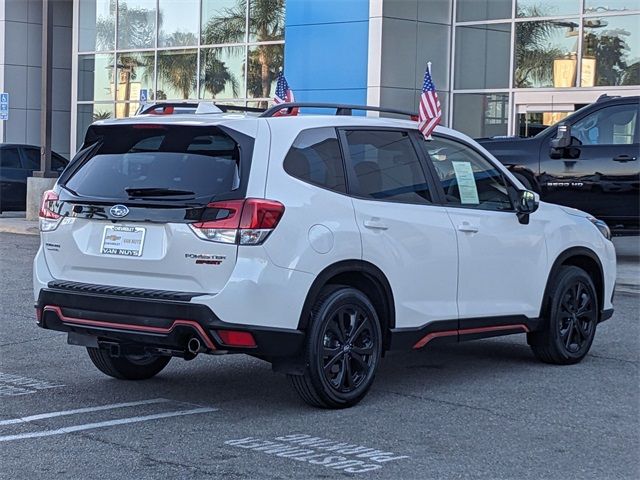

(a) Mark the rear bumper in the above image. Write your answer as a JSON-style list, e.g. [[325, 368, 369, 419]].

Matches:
[[36, 286, 304, 358]]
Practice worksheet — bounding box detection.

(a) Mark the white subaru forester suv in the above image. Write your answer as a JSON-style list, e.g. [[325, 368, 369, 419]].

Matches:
[[34, 102, 616, 408]]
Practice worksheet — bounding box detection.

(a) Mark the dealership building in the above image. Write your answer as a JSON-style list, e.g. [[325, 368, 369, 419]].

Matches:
[[1, 0, 639, 158]]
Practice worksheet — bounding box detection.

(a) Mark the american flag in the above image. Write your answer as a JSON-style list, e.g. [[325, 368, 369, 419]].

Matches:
[[418, 65, 441, 139], [273, 71, 297, 116]]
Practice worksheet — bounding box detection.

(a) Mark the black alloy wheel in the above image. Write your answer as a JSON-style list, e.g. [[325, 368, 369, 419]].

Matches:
[[289, 286, 382, 408], [556, 280, 597, 354], [529, 266, 598, 364], [321, 303, 377, 394]]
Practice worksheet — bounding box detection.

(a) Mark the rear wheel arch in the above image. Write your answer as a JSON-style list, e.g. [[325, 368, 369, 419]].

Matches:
[[297, 260, 395, 350], [542, 247, 604, 320]]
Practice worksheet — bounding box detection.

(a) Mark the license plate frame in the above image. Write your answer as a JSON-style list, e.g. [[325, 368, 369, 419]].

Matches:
[[100, 225, 146, 257]]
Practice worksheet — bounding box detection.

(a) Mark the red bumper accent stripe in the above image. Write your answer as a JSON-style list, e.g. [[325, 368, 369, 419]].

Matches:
[[43, 305, 216, 350], [413, 324, 530, 349]]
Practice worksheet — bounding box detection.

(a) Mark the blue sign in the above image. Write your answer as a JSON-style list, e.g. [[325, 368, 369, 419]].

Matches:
[[139, 89, 148, 102], [0, 92, 8, 121]]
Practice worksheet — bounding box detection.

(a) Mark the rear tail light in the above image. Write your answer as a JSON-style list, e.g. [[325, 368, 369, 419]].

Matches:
[[39, 190, 62, 232], [190, 198, 285, 245], [216, 330, 257, 348]]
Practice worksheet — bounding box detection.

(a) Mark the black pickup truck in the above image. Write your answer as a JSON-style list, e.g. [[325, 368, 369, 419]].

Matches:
[[478, 95, 639, 234]]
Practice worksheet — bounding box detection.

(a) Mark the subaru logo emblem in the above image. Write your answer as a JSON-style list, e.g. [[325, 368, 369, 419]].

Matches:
[[110, 205, 129, 218]]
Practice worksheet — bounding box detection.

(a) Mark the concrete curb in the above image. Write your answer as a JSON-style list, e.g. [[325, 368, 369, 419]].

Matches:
[[0, 219, 39, 236]]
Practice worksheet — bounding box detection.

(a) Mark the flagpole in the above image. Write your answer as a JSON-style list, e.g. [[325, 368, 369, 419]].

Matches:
[[427, 61, 432, 74]]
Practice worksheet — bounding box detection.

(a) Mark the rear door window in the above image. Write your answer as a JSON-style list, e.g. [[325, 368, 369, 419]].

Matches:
[[65, 125, 245, 201], [342, 129, 432, 204]]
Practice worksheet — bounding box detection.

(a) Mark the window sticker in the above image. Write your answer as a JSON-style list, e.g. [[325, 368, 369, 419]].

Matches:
[[451, 161, 479, 204]]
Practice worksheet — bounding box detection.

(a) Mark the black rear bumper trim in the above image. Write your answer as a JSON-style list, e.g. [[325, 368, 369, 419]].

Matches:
[[37, 288, 304, 358]]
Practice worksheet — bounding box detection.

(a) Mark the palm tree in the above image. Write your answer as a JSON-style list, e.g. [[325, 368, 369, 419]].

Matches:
[[157, 48, 198, 99], [514, 7, 569, 87], [202, 0, 285, 104], [200, 50, 239, 98]]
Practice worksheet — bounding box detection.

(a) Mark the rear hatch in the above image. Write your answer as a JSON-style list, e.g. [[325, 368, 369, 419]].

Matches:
[[41, 122, 255, 294]]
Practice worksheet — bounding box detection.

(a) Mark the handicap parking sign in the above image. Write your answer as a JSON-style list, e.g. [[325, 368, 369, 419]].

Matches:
[[0, 92, 8, 120], [140, 89, 148, 102]]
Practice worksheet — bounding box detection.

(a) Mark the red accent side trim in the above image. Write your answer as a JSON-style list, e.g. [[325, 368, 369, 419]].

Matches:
[[413, 330, 458, 349], [43, 306, 216, 350], [413, 324, 530, 350]]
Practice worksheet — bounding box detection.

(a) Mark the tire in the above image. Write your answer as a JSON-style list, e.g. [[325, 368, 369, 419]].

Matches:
[[289, 286, 382, 409], [87, 347, 171, 380], [528, 266, 598, 365]]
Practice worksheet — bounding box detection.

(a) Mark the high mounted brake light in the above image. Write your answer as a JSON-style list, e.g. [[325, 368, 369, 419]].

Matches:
[[189, 198, 285, 245], [39, 190, 62, 232]]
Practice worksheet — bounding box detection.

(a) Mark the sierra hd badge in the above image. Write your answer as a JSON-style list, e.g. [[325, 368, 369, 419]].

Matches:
[[110, 204, 130, 218]]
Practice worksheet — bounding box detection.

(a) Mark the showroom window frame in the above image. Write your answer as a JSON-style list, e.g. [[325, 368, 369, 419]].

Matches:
[[450, 0, 640, 136], [71, 0, 285, 152]]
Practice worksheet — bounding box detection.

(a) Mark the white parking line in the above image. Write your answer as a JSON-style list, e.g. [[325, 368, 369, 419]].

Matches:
[[0, 407, 217, 442], [0, 398, 169, 426]]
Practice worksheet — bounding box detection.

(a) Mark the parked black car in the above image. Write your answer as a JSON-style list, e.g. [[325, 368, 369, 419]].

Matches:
[[0, 144, 68, 212], [478, 95, 639, 234]]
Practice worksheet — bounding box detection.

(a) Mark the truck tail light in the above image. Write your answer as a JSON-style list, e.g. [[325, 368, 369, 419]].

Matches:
[[190, 198, 285, 245], [39, 190, 62, 232]]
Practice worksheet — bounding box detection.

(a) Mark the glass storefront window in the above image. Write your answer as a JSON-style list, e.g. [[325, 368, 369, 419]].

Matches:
[[201, 0, 246, 45], [156, 49, 197, 100], [582, 15, 640, 87], [454, 24, 511, 89], [117, 0, 157, 50], [78, 54, 114, 102], [514, 20, 579, 88], [247, 44, 284, 101], [116, 52, 155, 101], [77, 104, 114, 144], [79, 0, 115, 52], [199, 46, 245, 99], [517, 0, 580, 18], [453, 93, 509, 139], [456, 0, 511, 22], [158, 0, 199, 47], [249, 0, 285, 42], [584, 0, 640, 13]]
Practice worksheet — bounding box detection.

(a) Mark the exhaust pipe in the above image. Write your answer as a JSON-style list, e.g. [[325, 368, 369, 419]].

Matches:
[[187, 337, 202, 355]]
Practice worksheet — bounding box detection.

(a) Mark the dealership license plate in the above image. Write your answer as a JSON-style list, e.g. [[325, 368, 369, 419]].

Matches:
[[101, 225, 146, 256]]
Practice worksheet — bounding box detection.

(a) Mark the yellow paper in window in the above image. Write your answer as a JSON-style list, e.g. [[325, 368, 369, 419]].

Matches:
[[452, 161, 479, 205]]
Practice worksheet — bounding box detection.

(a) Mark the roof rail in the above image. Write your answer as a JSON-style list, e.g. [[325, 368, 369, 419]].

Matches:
[[596, 93, 620, 102], [137, 102, 266, 116], [261, 102, 418, 119], [138, 102, 200, 115]]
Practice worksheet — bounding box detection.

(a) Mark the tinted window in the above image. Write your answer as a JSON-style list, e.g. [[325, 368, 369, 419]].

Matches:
[[23, 148, 67, 172], [572, 104, 638, 145], [0, 148, 21, 169], [65, 125, 241, 200], [22, 148, 40, 170], [424, 137, 513, 211], [344, 130, 432, 204], [283, 128, 346, 193]]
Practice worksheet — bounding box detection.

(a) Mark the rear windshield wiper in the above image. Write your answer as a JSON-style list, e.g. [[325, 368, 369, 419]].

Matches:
[[125, 187, 195, 197]]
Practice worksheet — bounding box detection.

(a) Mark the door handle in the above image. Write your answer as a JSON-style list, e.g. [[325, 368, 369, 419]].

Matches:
[[613, 155, 637, 162], [457, 222, 479, 233], [363, 219, 389, 230]]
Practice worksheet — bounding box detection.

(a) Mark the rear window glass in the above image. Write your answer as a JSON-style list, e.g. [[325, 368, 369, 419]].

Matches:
[[65, 125, 242, 200]]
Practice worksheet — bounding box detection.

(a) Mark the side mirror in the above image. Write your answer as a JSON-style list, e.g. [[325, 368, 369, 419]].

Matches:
[[515, 189, 539, 225], [549, 123, 572, 158], [551, 123, 572, 149]]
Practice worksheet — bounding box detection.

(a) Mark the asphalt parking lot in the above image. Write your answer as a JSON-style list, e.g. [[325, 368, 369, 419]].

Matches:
[[0, 232, 638, 479]]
